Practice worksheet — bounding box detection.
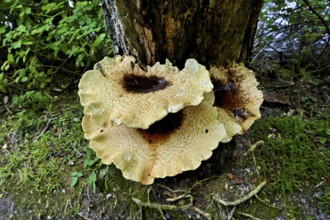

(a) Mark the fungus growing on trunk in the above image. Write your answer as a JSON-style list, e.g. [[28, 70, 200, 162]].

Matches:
[[210, 63, 263, 137], [82, 93, 226, 185], [78, 55, 213, 129], [79, 57, 263, 184]]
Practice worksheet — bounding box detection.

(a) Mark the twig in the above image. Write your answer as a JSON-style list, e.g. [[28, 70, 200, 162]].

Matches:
[[155, 178, 218, 220], [132, 197, 191, 211], [315, 180, 326, 188], [64, 199, 73, 216], [308, 62, 330, 74], [255, 195, 282, 210], [132, 196, 212, 220], [228, 206, 236, 220], [302, 0, 330, 35], [193, 206, 212, 220], [236, 212, 263, 220], [213, 181, 267, 206], [33, 117, 58, 143], [251, 44, 269, 63], [166, 193, 192, 202], [71, 145, 82, 157], [189, 176, 220, 191], [77, 212, 93, 220], [244, 140, 265, 180], [243, 140, 264, 156], [158, 209, 167, 220], [4, 104, 13, 114], [158, 176, 219, 194]]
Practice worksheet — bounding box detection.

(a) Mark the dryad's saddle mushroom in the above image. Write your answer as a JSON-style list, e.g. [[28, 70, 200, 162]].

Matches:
[[78, 55, 213, 129], [78, 55, 263, 184], [210, 63, 263, 138], [83, 93, 226, 184]]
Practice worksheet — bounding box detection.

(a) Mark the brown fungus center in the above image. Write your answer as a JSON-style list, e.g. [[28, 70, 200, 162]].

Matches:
[[211, 77, 236, 108], [233, 108, 253, 120], [211, 78, 255, 122], [137, 111, 184, 144], [123, 74, 170, 93]]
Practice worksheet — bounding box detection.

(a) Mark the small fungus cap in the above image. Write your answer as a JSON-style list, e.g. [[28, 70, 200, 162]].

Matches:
[[78, 55, 213, 129], [82, 92, 226, 185], [210, 63, 263, 138]]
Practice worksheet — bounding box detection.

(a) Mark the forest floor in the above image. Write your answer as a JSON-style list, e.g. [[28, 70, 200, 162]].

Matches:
[[0, 64, 329, 219]]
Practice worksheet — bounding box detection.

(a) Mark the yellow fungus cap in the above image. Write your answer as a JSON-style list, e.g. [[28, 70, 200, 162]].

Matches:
[[78, 55, 213, 129], [82, 92, 226, 185], [210, 63, 263, 139]]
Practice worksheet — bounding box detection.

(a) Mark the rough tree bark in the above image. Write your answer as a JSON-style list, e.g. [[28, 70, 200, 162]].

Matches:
[[100, 0, 264, 69]]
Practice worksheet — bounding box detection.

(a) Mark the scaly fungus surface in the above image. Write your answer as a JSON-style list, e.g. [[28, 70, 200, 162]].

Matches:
[[79, 56, 263, 185], [78, 55, 213, 129], [82, 93, 226, 185], [210, 63, 263, 138]]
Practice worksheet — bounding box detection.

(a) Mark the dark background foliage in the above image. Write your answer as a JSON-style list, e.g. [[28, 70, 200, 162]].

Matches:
[[252, 0, 330, 79]]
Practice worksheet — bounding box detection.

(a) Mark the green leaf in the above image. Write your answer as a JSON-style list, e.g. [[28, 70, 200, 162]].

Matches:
[[4, 64, 10, 71], [24, 7, 31, 14], [92, 33, 106, 47], [16, 25, 26, 33], [319, 137, 327, 144], [20, 76, 29, 82], [42, 2, 65, 14], [22, 41, 33, 46], [0, 26, 7, 35], [88, 172, 97, 193], [32, 25, 50, 35], [71, 171, 83, 177], [70, 177, 79, 187], [326, 129, 330, 136], [88, 172, 97, 183], [7, 54, 14, 63], [12, 39, 22, 49]]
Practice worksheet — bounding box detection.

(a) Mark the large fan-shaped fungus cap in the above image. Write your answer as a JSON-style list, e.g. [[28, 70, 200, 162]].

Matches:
[[78, 55, 213, 129], [210, 63, 263, 137], [82, 93, 226, 185]]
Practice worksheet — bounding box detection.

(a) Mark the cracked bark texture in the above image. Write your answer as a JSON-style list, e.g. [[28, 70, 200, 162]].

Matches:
[[101, 0, 263, 68]]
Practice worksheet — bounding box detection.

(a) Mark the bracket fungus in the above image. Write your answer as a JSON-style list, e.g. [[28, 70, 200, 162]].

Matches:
[[82, 93, 226, 185], [210, 63, 263, 142], [79, 56, 263, 185], [78, 55, 213, 129]]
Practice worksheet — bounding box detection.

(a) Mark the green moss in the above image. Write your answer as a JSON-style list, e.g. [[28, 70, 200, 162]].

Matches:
[[1, 96, 83, 192], [251, 115, 330, 194], [1, 92, 85, 217]]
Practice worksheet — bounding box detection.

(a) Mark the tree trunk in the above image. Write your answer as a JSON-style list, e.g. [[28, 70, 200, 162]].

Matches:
[[101, 0, 263, 68]]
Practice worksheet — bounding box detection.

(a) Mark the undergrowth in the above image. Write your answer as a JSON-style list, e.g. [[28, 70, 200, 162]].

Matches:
[[251, 114, 330, 203], [0, 92, 87, 194], [0, 91, 150, 218], [1, 89, 329, 219]]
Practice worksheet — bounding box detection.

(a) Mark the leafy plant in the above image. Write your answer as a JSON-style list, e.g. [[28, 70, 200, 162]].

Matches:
[[80, 149, 102, 192], [10, 90, 51, 110], [88, 172, 97, 193], [83, 150, 100, 168], [71, 171, 83, 187], [0, 0, 112, 93]]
